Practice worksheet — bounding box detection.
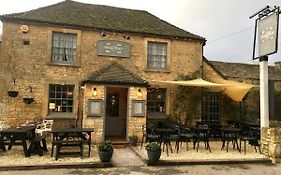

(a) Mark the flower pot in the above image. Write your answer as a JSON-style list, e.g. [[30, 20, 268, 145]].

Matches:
[[8, 91, 18, 97], [129, 138, 138, 146], [98, 150, 113, 162], [147, 150, 161, 162], [23, 98, 34, 104]]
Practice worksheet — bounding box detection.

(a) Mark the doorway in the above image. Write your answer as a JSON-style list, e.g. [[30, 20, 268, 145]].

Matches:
[[105, 87, 128, 142]]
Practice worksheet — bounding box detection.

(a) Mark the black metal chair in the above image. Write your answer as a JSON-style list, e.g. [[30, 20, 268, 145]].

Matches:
[[239, 127, 261, 154], [193, 124, 211, 152], [140, 124, 159, 149], [177, 127, 194, 151]]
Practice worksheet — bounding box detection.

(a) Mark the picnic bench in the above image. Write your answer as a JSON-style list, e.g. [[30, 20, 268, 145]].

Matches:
[[50, 128, 94, 160]]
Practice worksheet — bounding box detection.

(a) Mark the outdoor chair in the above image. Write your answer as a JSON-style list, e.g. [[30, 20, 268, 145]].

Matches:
[[35, 119, 53, 136], [140, 124, 159, 149], [0, 121, 10, 130], [178, 127, 194, 151], [194, 124, 211, 152], [239, 127, 261, 154]]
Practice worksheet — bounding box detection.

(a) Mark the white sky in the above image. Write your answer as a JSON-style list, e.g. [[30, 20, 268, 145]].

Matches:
[[0, 0, 281, 65]]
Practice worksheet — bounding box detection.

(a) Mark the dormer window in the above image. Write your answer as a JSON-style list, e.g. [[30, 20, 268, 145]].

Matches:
[[51, 32, 77, 64]]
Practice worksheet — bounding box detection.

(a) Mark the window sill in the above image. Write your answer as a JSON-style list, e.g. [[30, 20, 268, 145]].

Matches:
[[143, 68, 171, 73], [147, 113, 169, 120], [46, 114, 77, 120], [47, 62, 80, 68]]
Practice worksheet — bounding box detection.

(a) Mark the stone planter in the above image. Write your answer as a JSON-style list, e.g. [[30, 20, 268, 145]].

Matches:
[[8, 91, 18, 97], [98, 150, 113, 162], [147, 150, 161, 162], [23, 98, 34, 104], [129, 138, 138, 146]]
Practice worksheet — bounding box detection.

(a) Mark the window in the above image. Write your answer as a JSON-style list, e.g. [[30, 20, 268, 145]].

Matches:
[[48, 84, 74, 113], [147, 42, 167, 69], [202, 92, 220, 125], [147, 88, 166, 115], [51, 32, 77, 64], [106, 93, 119, 117]]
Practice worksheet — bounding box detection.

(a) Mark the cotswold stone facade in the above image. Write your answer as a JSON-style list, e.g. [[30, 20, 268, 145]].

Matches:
[[0, 1, 204, 143]]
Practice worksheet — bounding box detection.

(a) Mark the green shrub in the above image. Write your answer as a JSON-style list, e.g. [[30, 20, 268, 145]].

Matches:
[[145, 142, 161, 151], [129, 135, 138, 141], [98, 140, 113, 152]]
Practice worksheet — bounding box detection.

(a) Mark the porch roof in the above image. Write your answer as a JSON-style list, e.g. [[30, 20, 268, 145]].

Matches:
[[83, 62, 149, 86], [151, 78, 254, 102]]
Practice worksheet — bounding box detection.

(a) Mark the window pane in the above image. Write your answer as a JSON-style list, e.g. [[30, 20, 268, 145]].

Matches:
[[147, 42, 167, 69], [147, 88, 166, 113], [51, 32, 77, 64], [49, 84, 74, 114]]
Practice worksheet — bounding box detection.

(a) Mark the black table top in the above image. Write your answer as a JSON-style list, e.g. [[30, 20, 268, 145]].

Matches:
[[220, 127, 241, 132], [51, 128, 94, 133], [0, 125, 35, 133]]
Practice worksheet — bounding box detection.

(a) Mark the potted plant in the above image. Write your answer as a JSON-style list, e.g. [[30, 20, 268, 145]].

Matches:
[[23, 97, 34, 104], [8, 79, 18, 97], [97, 140, 113, 162], [145, 142, 161, 162], [8, 90, 18, 97], [129, 135, 138, 146]]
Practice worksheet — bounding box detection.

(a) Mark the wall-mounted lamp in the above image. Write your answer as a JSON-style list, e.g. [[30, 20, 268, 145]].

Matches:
[[123, 34, 130, 40], [100, 31, 106, 37], [92, 87, 97, 96], [137, 88, 142, 97], [80, 85, 85, 90]]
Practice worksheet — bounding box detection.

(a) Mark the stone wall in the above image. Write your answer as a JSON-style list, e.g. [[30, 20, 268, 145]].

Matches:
[[0, 21, 203, 128], [261, 127, 281, 160]]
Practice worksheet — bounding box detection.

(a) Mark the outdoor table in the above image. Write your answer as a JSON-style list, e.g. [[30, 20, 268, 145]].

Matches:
[[193, 126, 211, 152], [220, 127, 241, 152], [50, 128, 94, 160], [0, 125, 36, 157], [154, 127, 176, 156]]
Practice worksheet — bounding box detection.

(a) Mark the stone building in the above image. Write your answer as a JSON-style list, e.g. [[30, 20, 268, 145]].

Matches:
[[0, 0, 205, 143], [203, 59, 281, 122]]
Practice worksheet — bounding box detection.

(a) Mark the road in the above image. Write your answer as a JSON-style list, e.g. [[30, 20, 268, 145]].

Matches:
[[0, 163, 280, 175]]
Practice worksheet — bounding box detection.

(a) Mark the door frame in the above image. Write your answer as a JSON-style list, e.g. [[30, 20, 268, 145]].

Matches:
[[103, 85, 129, 141]]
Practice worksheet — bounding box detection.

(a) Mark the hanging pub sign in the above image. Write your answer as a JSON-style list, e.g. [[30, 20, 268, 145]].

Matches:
[[258, 12, 278, 57], [252, 6, 280, 60], [97, 40, 130, 58]]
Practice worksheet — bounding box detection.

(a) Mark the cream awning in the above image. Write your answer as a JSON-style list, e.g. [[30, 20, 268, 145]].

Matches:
[[150, 78, 254, 102], [151, 78, 225, 87], [209, 78, 254, 102]]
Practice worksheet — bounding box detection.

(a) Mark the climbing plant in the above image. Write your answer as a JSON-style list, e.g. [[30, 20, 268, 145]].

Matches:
[[172, 71, 202, 126]]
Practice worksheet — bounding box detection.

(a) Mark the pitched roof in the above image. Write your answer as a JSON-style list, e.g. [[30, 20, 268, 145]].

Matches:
[[208, 60, 281, 81], [0, 0, 205, 42], [83, 62, 149, 86]]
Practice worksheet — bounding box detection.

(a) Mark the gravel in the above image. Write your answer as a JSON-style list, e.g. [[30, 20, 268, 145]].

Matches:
[[132, 141, 266, 161]]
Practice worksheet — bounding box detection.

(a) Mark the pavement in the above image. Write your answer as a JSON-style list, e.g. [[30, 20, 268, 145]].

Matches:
[[0, 147, 274, 174], [0, 163, 279, 175], [111, 148, 145, 167]]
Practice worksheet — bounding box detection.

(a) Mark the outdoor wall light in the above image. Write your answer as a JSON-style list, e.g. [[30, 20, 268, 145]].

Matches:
[[92, 87, 97, 96], [137, 88, 142, 97], [100, 31, 106, 37]]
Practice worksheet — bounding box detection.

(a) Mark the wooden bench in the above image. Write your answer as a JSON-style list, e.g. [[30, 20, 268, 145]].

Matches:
[[52, 140, 84, 160], [28, 136, 48, 156]]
